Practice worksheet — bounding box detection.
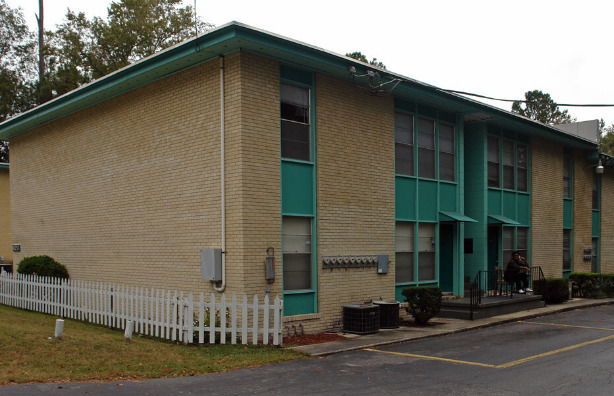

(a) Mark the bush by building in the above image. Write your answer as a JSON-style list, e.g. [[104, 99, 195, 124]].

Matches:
[[17, 255, 69, 279], [534, 278, 569, 303], [401, 286, 442, 325]]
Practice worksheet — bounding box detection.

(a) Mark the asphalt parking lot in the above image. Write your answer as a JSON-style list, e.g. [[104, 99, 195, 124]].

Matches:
[[3, 305, 614, 395]]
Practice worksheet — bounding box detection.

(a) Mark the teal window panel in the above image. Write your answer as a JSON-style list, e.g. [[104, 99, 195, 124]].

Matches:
[[395, 177, 416, 220], [502, 191, 516, 219], [283, 292, 316, 316], [280, 65, 312, 85], [488, 189, 502, 215], [439, 183, 457, 212], [517, 194, 531, 225], [417, 180, 437, 221], [593, 211, 600, 237], [563, 200, 573, 229], [282, 161, 314, 215]]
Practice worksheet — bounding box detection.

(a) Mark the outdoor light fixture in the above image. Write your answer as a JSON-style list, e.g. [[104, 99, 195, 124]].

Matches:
[[596, 159, 604, 174]]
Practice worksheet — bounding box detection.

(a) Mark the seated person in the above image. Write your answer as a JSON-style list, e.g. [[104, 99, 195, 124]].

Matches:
[[504, 251, 533, 293]]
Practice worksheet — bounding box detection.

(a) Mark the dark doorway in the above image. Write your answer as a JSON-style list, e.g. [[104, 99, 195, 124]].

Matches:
[[439, 223, 454, 293]]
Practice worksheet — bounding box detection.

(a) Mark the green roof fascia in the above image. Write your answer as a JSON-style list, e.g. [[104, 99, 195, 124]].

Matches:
[[0, 163, 8, 169], [0, 24, 241, 141], [0, 22, 601, 152]]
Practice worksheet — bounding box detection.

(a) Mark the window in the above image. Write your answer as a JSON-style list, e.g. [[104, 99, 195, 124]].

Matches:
[[282, 217, 312, 290], [418, 118, 435, 179], [418, 223, 436, 281], [487, 136, 500, 187], [280, 83, 310, 161], [563, 156, 572, 198], [395, 222, 414, 283], [503, 227, 514, 266], [517, 144, 528, 192], [395, 113, 414, 176], [517, 227, 528, 260], [563, 229, 571, 271], [593, 173, 600, 210], [591, 237, 598, 273], [502, 140, 515, 189], [439, 123, 455, 181]]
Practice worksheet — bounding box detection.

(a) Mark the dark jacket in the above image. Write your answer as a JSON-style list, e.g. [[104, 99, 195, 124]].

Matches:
[[504, 258, 526, 282]]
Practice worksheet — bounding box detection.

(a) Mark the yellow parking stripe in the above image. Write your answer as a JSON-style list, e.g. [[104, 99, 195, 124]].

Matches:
[[520, 321, 614, 332], [495, 334, 614, 368], [363, 348, 497, 368], [364, 333, 614, 369]]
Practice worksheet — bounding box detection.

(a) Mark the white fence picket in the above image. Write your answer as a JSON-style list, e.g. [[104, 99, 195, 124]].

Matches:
[[0, 272, 283, 345]]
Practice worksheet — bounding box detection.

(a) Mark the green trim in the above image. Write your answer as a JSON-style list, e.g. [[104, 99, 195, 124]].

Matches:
[[0, 163, 8, 169], [488, 214, 520, 225], [439, 211, 477, 223], [0, 23, 598, 151]]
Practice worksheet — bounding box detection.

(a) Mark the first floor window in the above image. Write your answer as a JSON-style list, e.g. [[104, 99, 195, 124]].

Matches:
[[517, 227, 528, 260], [282, 217, 312, 290], [418, 223, 436, 281], [395, 222, 415, 283], [563, 229, 572, 271], [503, 227, 514, 266]]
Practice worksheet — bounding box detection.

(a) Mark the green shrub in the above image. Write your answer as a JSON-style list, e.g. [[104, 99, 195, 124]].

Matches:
[[17, 256, 69, 279], [599, 274, 614, 298], [569, 273, 599, 298], [534, 278, 569, 303], [401, 286, 442, 325]]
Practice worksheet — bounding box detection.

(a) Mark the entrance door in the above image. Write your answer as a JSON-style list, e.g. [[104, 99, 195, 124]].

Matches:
[[487, 226, 499, 287], [439, 223, 454, 293]]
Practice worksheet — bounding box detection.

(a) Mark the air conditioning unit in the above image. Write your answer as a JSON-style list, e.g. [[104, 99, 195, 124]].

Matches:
[[342, 304, 380, 334]]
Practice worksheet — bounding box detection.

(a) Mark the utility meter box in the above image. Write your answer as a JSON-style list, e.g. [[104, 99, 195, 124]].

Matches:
[[201, 249, 222, 281], [265, 247, 275, 281], [377, 255, 389, 274]]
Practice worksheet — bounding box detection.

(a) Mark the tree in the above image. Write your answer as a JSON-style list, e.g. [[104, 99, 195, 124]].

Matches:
[[511, 90, 574, 125], [0, 140, 8, 163], [599, 122, 614, 156], [346, 51, 386, 69], [0, 0, 36, 121], [47, 0, 213, 87]]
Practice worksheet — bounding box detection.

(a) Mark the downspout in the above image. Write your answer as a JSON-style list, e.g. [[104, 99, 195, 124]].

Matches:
[[214, 55, 226, 292]]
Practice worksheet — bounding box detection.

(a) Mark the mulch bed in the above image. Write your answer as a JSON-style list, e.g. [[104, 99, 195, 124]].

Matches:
[[283, 332, 347, 346]]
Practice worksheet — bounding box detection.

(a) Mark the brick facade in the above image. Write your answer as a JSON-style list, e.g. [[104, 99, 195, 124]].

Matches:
[[600, 172, 614, 273], [0, 167, 11, 265], [572, 152, 594, 273], [530, 137, 564, 278]]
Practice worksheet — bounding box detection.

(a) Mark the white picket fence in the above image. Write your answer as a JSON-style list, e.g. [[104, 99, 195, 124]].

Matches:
[[0, 271, 283, 345]]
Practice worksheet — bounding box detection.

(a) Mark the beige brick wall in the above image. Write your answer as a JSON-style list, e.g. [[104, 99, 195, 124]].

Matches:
[[0, 168, 11, 264], [531, 137, 563, 277], [10, 57, 231, 295], [572, 151, 594, 273], [302, 73, 395, 332], [601, 172, 614, 273]]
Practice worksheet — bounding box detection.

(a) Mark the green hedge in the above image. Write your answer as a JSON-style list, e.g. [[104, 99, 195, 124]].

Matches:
[[401, 286, 442, 325], [534, 278, 569, 304], [17, 256, 69, 279], [569, 273, 614, 298]]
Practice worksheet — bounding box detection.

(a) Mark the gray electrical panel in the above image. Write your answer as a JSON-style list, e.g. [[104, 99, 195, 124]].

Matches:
[[377, 255, 389, 274], [201, 249, 222, 281]]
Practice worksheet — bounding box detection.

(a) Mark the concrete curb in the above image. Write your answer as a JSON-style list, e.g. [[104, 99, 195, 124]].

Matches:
[[291, 298, 614, 356]]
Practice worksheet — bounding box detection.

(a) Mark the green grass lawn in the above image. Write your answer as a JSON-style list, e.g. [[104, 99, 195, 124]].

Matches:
[[0, 305, 306, 385]]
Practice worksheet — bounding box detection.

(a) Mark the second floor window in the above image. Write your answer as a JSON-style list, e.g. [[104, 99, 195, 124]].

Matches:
[[418, 118, 435, 179], [395, 112, 414, 176], [563, 156, 572, 198], [439, 123, 455, 182], [281, 83, 310, 161]]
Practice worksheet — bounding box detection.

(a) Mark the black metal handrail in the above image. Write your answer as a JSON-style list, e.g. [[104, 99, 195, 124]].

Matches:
[[469, 266, 545, 320]]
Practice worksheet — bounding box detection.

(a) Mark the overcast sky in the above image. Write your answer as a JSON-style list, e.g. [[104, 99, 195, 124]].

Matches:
[[8, 0, 614, 127]]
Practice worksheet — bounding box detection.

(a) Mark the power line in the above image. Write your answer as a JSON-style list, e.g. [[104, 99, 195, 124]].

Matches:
[[442, 89, 614, 107]]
